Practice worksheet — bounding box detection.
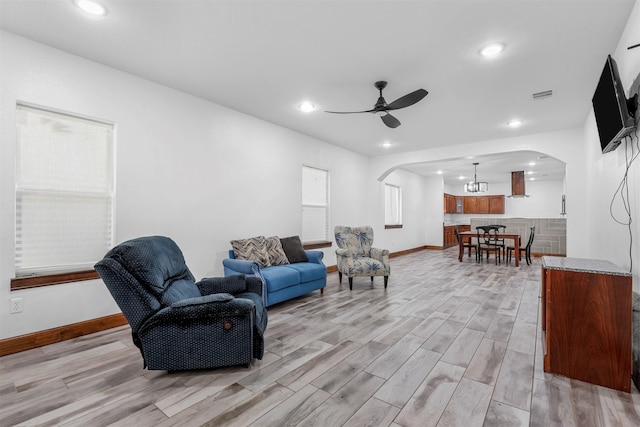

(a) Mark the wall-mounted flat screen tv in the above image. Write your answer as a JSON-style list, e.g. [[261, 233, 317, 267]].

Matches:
[[591, 55, 636, 153]]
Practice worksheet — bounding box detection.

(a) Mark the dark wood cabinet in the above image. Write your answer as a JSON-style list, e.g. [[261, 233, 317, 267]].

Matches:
[[461, 195, 504, 214], [444, 194, 456, 213], [443, 225, 456, 248], [463, 196, 476, 213], [475, 196, 489, 213], [541, 256, 632, 392], [488, 195, 505, 214]]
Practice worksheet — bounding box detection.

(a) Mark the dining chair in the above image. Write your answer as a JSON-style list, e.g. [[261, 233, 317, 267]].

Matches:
[[487, 224, 507, 260], [476, 225, 502, 264], [455, 225, 478, 262], [507, 226, 536, 265]]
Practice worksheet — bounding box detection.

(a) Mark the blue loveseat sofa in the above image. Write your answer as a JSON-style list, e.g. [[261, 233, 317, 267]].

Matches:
[[223, 235, 326, 306]]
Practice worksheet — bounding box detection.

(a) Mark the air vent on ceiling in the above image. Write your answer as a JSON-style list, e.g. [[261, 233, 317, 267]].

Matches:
[[533, 90, 553, 100]]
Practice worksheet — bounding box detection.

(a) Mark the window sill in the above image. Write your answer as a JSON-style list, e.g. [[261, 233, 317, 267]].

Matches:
[[385, 224, 403, 229], [11, 270, 100, 291], [303, 241, 333, 250]]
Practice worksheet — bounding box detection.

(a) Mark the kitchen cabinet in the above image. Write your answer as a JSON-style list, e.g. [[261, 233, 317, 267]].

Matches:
[[443, 224, 469, 248], [488, 195, 505, 214], [443, 225, 456, 248], [463, 196, 476, 213], [461, 195, 505, 214], [444, 193, 462, 213]]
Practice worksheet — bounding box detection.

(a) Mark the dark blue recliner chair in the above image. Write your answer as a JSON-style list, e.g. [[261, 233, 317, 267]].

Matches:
[[94, 236, 267, 371]]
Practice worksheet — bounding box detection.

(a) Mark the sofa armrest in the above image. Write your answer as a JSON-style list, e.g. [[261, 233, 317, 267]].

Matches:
[[223, 257, 261, 275], [304, 250, 325, 265], [245, 276, 263, 296]]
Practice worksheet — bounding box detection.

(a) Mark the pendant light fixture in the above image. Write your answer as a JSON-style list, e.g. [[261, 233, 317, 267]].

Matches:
[[464, 162, 488, 193]]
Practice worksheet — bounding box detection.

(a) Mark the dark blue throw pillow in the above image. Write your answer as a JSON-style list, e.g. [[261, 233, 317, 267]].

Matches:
[[279, 236, 308, 263]]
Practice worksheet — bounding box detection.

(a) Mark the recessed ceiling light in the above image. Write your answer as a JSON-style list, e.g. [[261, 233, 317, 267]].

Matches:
[[381, 141, 393, 148], [479, 42, 506, 57], [74, 0, 107, 16], [527, 171, 534, 175], [507, 119, 522, 128], [299, 101, 315, 113], [530, 177, 536, 181], [529, 161, 536, 166], [459, 175, 465, 180], [436, 170, 443, 175]]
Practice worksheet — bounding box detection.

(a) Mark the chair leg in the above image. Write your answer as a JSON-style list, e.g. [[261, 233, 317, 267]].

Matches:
[[384, 276, 388, 289], [338, 272, 342, 283], [348, 277, 353, 291]]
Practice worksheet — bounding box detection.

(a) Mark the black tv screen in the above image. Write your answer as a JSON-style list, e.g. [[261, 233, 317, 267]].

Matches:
[[591, 55, 635, 153]]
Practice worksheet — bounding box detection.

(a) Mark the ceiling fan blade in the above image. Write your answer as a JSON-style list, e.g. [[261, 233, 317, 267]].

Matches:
[[325, 109, 375, 114], [381, 113, 401, 128], [386, 89, 428, 111]]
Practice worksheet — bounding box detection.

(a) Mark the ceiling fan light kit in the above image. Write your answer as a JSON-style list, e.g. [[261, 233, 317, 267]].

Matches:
[[325, 81, 428, 128]]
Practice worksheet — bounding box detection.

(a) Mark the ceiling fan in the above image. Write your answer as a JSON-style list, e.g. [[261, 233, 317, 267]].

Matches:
[[325, 81, 428, 128]]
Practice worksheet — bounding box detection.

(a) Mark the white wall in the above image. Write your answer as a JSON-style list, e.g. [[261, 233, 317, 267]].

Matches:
[[380, 169, 430, 251], [0, 32, 428, 339]]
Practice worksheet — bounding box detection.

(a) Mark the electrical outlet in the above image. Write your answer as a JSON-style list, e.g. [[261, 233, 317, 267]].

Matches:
[[10, 298, 23, 314]]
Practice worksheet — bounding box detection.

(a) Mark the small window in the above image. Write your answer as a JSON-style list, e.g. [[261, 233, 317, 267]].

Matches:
[[301, 166, 329, 243], [384, 183, 402, 227], [14, 104, 114, 280]]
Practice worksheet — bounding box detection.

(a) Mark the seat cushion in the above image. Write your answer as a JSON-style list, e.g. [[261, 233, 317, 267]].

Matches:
[[261, 265, 300, 292], [285, 262, 327, 283], [351, 257, 389, 276]]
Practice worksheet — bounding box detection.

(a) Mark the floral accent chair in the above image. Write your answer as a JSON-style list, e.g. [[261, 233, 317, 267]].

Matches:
[[334, 225, 390, 290]]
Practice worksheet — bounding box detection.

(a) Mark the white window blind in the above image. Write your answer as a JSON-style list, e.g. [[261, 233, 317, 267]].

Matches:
[[302, 166, 329, 242], [15, 105, 114, 277], [384, 183, 402, 225]]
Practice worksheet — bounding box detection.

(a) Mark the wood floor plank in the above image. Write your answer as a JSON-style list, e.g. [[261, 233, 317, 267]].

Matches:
[[343, 397, 401, 427], [394, 361, 466, 427], [493, 349, 535, 411], [483, 400, 530, 427], [297, 371, 386, 426], [437, 377, 493, 427], [464, 338, 508, 386], [374, 348, 441, 407], [248, 384, 331, 427]]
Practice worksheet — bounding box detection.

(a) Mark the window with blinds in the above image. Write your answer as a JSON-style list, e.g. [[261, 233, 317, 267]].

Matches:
[[301, 166, 329, 243], [15, 104, 114, 278], [384, 183, 402, 226]]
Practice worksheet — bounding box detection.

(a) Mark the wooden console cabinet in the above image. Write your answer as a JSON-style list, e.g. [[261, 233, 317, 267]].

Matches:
[[541, 256, 632, 392]]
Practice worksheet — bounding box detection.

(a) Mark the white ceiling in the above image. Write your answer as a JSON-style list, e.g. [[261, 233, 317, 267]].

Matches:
[[0, 0, 634, 181]]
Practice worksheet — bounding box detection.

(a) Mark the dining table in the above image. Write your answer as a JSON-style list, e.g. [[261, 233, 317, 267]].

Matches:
[[458, 230, 522, 266]]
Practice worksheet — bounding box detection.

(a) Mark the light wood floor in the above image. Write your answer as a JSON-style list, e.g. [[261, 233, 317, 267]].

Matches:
[[2, 248, 639, 426]]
